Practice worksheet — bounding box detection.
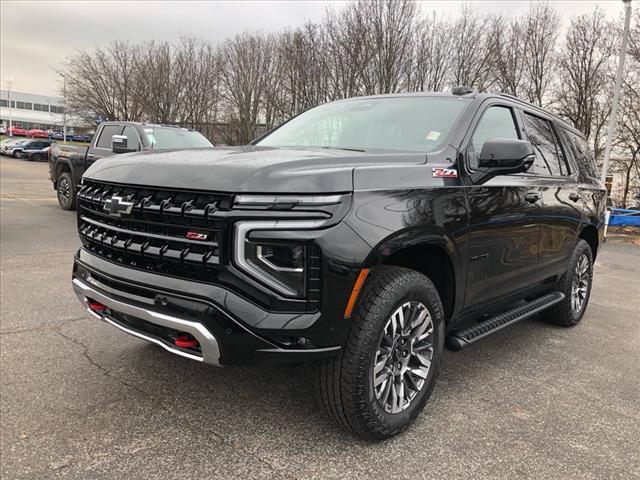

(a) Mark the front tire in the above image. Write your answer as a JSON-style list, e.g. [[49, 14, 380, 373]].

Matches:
[[56, 172, 77, 210], [544, 239, 594, 327], [316, 266, 445, 440]]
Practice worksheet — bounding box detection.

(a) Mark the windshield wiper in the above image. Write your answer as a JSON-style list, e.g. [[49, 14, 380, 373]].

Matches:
[[318, 146, 366, 153]]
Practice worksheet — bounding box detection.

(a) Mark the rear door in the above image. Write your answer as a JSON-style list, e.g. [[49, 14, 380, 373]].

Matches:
[[87, 124, 123, 167], [518, 111, 583, 283], [463, 101, 542, 310]]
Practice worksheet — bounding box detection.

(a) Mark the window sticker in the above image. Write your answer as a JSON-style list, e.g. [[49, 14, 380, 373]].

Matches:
[[426, 131, 441, 141]]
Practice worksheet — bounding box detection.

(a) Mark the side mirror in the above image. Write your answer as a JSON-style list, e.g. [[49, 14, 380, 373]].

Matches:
[[478, 138, 535, 174], [111, 135, 135, 154]]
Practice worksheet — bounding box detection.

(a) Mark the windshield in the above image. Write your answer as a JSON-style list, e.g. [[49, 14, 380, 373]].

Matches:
[[144, 127, 213, 149], [256, 97, 469, 153]]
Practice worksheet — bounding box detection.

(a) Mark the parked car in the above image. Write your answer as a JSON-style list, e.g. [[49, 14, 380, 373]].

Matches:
[[50, 122, 213, 210], [6, 127, 28, 137], [70, 134, 91, 142], [70, 90, 606, 439], [28, 129, 49, 139], [15, 140, 52, 161], [50, 131, 65, 141], [0, 126, 6, 135], [1, 138, 29, 156]]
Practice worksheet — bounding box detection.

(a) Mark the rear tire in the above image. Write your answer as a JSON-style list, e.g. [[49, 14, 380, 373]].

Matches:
[[56, 172, 77, 210], [31, 153, 42, 162], [544, 239, 593, 327], [316, 266, 445, 440]]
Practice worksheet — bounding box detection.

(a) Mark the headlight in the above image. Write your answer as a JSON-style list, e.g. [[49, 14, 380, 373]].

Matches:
[[234, 220, 318, 298], [245, 243, 306, 296]]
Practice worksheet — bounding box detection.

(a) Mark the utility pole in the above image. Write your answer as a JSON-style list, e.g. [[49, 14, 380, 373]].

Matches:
[[601, 0, 633, 184], [62, 74, 67, 144], [5, 78, 13, 136]]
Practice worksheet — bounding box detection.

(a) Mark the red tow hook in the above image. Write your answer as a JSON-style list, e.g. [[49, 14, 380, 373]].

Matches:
[[88, 300, 108, 314], [175, 334, 199, 349]]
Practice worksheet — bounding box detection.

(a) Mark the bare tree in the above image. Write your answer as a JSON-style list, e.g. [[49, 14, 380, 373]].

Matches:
[[449, 6, 495, 91], [521, 3, 560, 107], [611, 12, 640, 206], [219, 32, 274, 144], [555, 8, 618, 157], [490, 15, 526, 96], [359, 0, 418, 94], [408, 12, 452, 92], [323, 5, 371, 100], [63, 41, 144, 123]]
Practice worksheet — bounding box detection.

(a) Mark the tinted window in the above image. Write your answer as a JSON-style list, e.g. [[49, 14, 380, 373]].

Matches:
[[523, 113, 569, 176], [96, 125, 123, 149], [468, 106, 519, 170], [257, 97, 469, 153], [145, 127, 212, 149], [122, 126, 140, 151], [563, 129, 597, 178]]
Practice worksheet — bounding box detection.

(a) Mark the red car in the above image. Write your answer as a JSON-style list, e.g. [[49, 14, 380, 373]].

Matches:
[[29, 129, 49, 139], [6, 127, 28, 137]]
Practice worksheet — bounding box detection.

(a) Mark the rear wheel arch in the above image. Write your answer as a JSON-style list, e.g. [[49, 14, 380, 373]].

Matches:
[[578, 224, 599, 259]]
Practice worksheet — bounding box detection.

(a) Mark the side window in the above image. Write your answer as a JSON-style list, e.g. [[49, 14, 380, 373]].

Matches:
[[522, 113, 569, 176], [96, 125, 123, 149], [564, 129, 597, 178], [468, 106, 519, 170], [122, 126, 140, 151]]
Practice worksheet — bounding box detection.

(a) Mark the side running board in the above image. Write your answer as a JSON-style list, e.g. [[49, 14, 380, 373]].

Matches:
[[446, 292, 565, 351]]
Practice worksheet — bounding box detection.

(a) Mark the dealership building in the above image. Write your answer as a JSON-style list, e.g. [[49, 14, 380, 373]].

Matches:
[[0, 89, 84, 131]]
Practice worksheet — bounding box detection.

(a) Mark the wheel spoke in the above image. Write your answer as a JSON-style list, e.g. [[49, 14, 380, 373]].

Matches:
[[372, 300, 436, 414]]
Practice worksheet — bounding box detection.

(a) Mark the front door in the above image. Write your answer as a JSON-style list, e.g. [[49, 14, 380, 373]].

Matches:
[[462, 103, 541, 310]]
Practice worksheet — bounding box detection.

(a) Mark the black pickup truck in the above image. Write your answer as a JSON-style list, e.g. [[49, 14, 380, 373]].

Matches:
[[49, 122, 213, 210], [71, 90, 605, 439]]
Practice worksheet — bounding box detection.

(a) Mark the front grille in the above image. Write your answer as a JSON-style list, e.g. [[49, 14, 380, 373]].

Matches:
[[78, 180, 233, 283]]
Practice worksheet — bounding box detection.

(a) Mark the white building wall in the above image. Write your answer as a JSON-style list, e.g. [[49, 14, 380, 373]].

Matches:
[[0, 89, 84, 130]]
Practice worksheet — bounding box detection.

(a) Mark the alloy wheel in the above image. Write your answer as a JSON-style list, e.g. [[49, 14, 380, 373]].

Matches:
[[571, 254, 590, 313], [58, 178, 71, 208], [373, 301, 434, 414]]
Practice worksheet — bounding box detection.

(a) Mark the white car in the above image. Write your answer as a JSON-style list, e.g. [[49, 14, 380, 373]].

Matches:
[[0, 139, 28, 157]]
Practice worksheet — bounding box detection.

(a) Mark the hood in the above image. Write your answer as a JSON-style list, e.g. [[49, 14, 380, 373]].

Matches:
[[83, 146, 426, 193]]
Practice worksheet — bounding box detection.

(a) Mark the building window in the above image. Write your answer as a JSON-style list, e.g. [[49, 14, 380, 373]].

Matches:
[[0, 99, 7, 107]]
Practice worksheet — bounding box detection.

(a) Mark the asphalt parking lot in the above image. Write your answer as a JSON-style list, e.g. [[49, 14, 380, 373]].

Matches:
[[1, 156, 639, 479]]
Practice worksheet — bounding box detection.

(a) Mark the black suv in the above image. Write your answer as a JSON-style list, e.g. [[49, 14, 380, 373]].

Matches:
[[71, 91, 605, 439]]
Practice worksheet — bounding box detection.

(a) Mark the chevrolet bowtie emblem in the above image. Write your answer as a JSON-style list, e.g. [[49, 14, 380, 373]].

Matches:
[[103, 195, 134, 217]]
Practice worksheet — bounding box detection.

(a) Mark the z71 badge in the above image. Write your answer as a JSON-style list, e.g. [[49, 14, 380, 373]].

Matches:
[[432, 167, 458, 178]]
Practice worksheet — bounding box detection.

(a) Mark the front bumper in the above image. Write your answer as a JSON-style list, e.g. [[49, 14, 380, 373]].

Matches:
[[72, 250, 342, 366]]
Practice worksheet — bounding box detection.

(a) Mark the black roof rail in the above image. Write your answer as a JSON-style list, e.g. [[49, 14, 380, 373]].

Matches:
[[497, 92, 520, 101]]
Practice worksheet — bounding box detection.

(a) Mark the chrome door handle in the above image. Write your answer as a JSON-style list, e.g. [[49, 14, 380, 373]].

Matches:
[[524, 192, 540, 204], [569, 192, 581, 202]]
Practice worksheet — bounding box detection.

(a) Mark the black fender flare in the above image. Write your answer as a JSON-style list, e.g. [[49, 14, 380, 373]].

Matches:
[[360, 226, 466, 318]]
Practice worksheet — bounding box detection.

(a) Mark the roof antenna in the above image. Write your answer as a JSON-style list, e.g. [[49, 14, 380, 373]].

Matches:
[[452, 86, 473, 95]]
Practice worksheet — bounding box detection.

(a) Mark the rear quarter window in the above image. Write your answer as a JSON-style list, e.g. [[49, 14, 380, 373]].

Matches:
[[562, 128, 598, 179]]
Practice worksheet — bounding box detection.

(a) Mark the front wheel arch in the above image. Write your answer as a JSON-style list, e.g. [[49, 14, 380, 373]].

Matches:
[[365, 239, 458, 323]]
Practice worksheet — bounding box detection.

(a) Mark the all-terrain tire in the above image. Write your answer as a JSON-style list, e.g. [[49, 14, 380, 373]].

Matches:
[[56, 172, 77, 210], [544, 239, 594, 327], [316, 266, 445, 440]]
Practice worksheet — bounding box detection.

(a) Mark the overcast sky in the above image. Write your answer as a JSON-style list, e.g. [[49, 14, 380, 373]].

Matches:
[[0, 1, 625, 97]]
